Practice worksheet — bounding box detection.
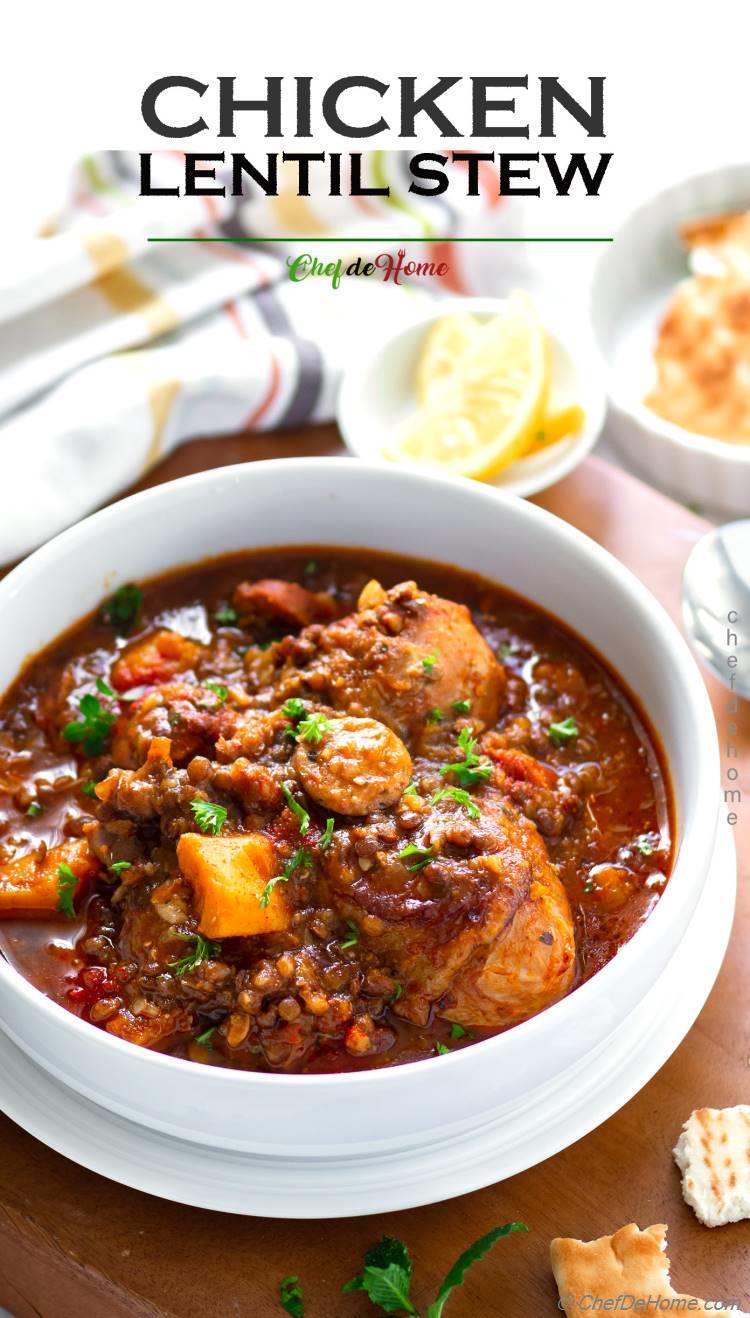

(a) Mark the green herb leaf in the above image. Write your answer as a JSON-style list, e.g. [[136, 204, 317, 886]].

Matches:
[[169, 932, 220, 976], [63, 693, 116, 756], [425, 1223, 528, 1318], [96, 677, 115, 698], [426, 708, 443, 724], [340, 920, 360, 950], [194, 1026, 216, 1047], [203, 680, 228, 705], [281, 783, 310, 836], [435, 1042, 450, 1056], [548, 717, 579, 747], [99, 583, 143, 633], [391, 982, 403, 1001], [80, 780, 98, 798], [280, 1274, 305, 1317], [342, 1238, 415, 1314], [109, 861, 132, 875], [26, 801, 42, 818], [451, 698, 472, 715], [499, 641, 514, 660], [282, 697, 307, 723], [57, 863, 79, 919], [190, 799, 228, 836], [636, 835, 655, 856], [260, 848, 312, 908], [440, 727, 492, 789], [214, 605, 238, 626], [303, 560, 318, 577], [402, 782, 419, 797], [450, 1022, 470, 1039], [396, 843, 434, 871], [297, 711, 333, 745], [430, 787, 481, 820], [422, 650, 438, 674], [320, 817, 335, 850]]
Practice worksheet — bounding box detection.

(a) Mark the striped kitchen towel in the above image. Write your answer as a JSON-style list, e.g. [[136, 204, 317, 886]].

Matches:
[[0, 150, 528, 562]]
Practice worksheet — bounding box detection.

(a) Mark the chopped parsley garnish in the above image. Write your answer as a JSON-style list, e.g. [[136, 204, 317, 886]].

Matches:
[[169, 933, 220, 976], [391, 982, 403, 1001], [80, 780, 98, 798], [430, 787, 481, 820], [342, 1225, 527, 1317], [194, 1026, 216, 1047], [280, 1275, 305, 1318], [26, 801, 42, 818], [260, 848, 312, 908], [499, 641, 514, 659], [402, 781, 419, 797], [320, 817, 335, 850], [452, 698, 472, 715], [57, 863, 79, 919], [396, 843, 435, 871], [109, 861, 132, 875], [99, 583, 143, 633], [583, 878, 595, 893], [96, 677, 115, 698], [426, 707, 443, 724], [203, 680, 228, 705], [297, 711, 333, 744], [282, 697, 307, 723], [422, 650, 438, 674], [281, 783, 310, 835], [548, 716, 579, 747], [303, 560, 317, 576], [435, 1042, 450, 1056], [636, 835, 655, 856], [190, 799, 228, 836], [63, 693, 116, 756], [440, 727, 492, 789], [450, 1022, 471, 1040], [340, 920, 360, 950], [214, 605, 238, 626]]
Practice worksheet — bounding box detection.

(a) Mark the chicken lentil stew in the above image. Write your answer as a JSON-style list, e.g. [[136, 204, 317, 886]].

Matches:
[[0, 549, 672, 1073]]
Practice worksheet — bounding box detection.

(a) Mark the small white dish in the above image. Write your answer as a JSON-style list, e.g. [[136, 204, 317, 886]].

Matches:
[[0, 821, 735, 1216], [591, 163, 750, 516], [337, 296, 606, 498]]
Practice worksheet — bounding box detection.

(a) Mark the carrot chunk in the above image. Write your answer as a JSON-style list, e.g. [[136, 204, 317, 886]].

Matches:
[[0, 838, 100, 915], [111, 630, 202, 692], [176, 832, 287, 938]]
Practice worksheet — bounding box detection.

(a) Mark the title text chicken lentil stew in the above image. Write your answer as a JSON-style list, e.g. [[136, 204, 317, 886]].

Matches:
[[0, 549, 672, 1073]]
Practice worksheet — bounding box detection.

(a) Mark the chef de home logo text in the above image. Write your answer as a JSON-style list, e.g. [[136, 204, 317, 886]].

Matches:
[[286, 248, 450, 290]]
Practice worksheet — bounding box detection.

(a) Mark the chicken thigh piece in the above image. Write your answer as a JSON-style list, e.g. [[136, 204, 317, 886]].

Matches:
[[322, 787, 575, 1030], [249, 580, 506, 747]]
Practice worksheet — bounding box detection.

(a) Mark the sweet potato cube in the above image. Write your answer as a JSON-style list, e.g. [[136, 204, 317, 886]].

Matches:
[[176, 832, 287, 938], [111, 629, 202, 692], [0, 839, 100, 915]]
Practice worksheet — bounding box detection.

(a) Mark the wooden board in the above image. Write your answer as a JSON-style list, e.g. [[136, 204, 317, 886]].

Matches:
[[0, 430, 747, 1316]]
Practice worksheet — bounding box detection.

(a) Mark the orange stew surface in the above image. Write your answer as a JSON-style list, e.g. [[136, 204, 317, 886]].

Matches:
[[0, 548, 672, 1073]]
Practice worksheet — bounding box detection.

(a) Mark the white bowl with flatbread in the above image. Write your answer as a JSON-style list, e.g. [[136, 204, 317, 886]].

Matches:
[[591, 163, 750, 516]]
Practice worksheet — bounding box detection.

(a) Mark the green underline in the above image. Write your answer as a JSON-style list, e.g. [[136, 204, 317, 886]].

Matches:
[[147, 235, 613, 244]]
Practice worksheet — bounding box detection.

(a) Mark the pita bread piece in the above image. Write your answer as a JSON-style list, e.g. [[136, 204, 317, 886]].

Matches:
[[550, 1223, 712, 1315], [647, 274, 750, 443], [674, 1104, 750, 1227]]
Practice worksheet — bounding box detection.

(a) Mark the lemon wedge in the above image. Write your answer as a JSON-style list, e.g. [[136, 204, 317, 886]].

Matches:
[[386, 293, 551, 480], [416, 313, 483, 406], [528, 403, 586, 452]]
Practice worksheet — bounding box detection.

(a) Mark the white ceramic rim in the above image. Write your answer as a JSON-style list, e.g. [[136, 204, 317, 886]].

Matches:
[[336, 295, 607, 498], [591, 162, 750, 464], [0, 458, 720, 1099]]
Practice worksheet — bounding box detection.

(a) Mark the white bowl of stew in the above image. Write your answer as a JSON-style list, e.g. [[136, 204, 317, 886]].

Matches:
[[0, 459, 719, 1157]]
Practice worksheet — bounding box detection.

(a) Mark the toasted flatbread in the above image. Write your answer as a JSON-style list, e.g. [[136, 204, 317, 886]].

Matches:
[[646, 274, 750, 443], [550, 1223, 713, 1315], [674, 1104, 750, 1227], [682, 209, 750, 280]]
